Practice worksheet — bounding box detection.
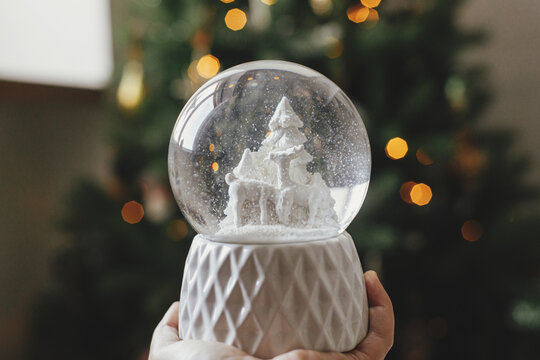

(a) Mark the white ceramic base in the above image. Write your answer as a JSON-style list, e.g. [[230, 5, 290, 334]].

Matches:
[[178, 232, 368, 358]]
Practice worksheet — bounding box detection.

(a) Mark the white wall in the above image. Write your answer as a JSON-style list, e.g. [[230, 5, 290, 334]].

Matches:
[[460, 0, 540, 182], [0, 0, 113, 89]]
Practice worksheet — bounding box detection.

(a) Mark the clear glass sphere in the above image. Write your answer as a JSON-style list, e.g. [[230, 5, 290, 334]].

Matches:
[[168, 60, 370, 243]]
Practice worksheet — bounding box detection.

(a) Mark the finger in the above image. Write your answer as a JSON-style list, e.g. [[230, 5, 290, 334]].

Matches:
[[150, 302, 181, 354], [164, 339, 257, 360], [163, 301, 180, 330], [273, 348, 348, 360], [349, 271, 394, 360]]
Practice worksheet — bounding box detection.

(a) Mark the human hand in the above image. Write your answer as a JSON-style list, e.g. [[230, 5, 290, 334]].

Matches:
[[149, 270, 394, 360]]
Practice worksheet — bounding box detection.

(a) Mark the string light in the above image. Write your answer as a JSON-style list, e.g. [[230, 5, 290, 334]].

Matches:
[[191, 30, 211, 52], [220, 0, 234, 3], [410, 183, 432, 206], [273, 76, 280, 79], [416, 149, 434, 165], [347, 4, 369, 23], [445, 76, 467, 112], [117, 60, 144, 111], [453, 132, 486, 179], [361, 0, 381, 8], [366, 8, 379, 23], [310, 0, 332, 15], [462, 220, 483, 242], [400, 181, 416, 204], [265, 131, 271, 138], [225, 8, 247, 31], [385, 137, 408, 159], [121, 201, 144, 224], [212, 162, 219, 171], [196, 55, 220, 79], [261, 0, 277, 5], [325, 38, 344, 59], [209, 143, 215, 152]]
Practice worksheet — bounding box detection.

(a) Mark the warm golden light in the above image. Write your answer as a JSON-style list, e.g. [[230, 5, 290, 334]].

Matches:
[[410, 183, 432, 206], [221, 0, 234, 3], [462, 220, 483, 242], [117, 60, 144, 111], [212, 162, 219, 171], [347, 5, 369, 23], [247, 76, 254, 80], [325, 38, 344, 59], [121, 201, 144, 224], [273, 76, 280, 79], [228, 84, 234, 88], [361, 0, 381, 8], [385, 137, 408, 159], [209, 143, 215, 152], [265, 131, 271, 138], [416, 149, 434, 165], [261, 0, 277, 5], [400, 181, 417, 204], [225, 8, 247, 31], [196, 55, 220, 79], [310, 0, 332, 15], [366, 8, 379, 23], [168, 219, 189, 241]]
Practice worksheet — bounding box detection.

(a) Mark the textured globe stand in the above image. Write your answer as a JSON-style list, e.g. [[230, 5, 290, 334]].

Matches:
[[178, 232, 369, 358]]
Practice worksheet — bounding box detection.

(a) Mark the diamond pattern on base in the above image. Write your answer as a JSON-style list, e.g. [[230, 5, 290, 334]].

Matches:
[[179, 232, 368, 358]]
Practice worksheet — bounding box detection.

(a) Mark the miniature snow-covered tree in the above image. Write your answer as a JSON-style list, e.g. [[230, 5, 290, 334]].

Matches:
[[261, 97, 313, 185], [219, 96, 338, 238]]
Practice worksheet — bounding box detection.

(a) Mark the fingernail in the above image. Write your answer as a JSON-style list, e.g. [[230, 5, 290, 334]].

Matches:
[[365, 270, 378, 284]]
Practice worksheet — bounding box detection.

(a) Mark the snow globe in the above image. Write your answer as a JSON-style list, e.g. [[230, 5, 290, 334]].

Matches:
[[168, 60, 371, 357]]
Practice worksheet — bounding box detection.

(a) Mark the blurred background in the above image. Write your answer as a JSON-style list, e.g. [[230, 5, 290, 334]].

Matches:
[[1, 0, 539, 359]]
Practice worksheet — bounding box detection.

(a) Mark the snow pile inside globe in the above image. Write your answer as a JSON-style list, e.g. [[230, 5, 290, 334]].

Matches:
[[168, 60, 370, 243]]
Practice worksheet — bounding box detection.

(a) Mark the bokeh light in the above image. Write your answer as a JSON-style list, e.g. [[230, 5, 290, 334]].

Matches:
[[310, 0, 332, 15], [220, 0, 234, 3], [260, 0, 277, 5], [361, 0, 381, 7], [416, 149, 434, 165], [366, 8, 379, 23], [410, 183, 432, 206], [462, 220, 483, 242], [117, 60, 144, 111], [385, 137, 408, 159], [225, 8, 247, 31], [209, 143, 215, 152], [168, 219, 189, 241], [196, 55, 220, 79], [212, 161, 219, 171], [325, 38, 344, 59], [121, 201, 144, 224], [347, 5, 369, 23], [400, 181, 417, 204]]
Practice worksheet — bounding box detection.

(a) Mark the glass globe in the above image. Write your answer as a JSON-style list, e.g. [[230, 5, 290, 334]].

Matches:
[[168, 60, 370, 243]]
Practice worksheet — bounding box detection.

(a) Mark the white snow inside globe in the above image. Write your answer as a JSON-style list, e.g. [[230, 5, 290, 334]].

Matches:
[[168, 60, 370, 243]]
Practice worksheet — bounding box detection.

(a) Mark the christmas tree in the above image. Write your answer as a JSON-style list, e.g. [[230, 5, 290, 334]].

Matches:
[[262, 97, 313, 185], [26, 0, 540, 359]]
